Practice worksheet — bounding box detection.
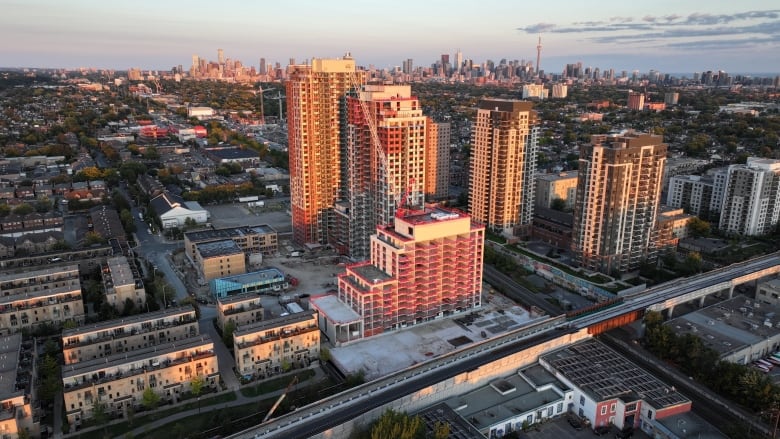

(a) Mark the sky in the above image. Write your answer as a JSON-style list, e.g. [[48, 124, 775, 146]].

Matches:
[[1, 0, 779, 75]]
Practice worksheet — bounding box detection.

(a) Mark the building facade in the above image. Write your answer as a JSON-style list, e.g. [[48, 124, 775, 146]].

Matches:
[[336, 207, 484, 338], [103, 256, 146, 313], [469, 99, 538, 237], [0, 265, 85, 332], [287, 57, 365, 247], [719, 157, 780, 236], [194, 240, 247, 282], [62, 337, 218, 426], [627, 91, 645, 110], [216, 294, 264, 330], [666, 174, 725, 222], [0, 334, 40, 439], [338, 84, 429, 260], [233, 310, 320, 379], [426, 121, 450, 200], [210, 268, 288, 299], [572, 132, 667, 274], [535, 172, 578, 210], [184, 225, 278, 263]]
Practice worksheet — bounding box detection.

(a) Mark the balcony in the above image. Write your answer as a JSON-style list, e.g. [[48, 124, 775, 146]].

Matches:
[[63, 317, 197, 348]]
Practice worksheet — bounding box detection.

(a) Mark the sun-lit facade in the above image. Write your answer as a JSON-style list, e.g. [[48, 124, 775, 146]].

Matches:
[[287, 56, 365, 246], [337, 207, 484, 338]]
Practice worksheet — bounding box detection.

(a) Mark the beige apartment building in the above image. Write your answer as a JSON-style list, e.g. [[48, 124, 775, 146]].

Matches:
[[0, 265, 84, 332], [102, 256, 146, 313], [216, 294, 264, 331], [183, 225, 278, 263], [0, 334, 40, 438], [195, 239, 247, 282], [469, 99, 539, 237], [572, 132, 667, 273], [62, 336, 218, 426], [233, 310, 320, 379], [62, 306, 199, 365], [535, 172, 578, 210]]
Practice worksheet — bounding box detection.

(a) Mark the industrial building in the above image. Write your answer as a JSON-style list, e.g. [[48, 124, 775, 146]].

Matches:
[[540, 339, 691, 435], [0, 265, 85, 332], [210, 268, 287, 299], [233, 310, 320, 379], [149, 191, 209, 229], [62, 306, 199, 365], [666, 295, 780, 365], [572, 132, 667, 274], [469, 99, 538, 237]]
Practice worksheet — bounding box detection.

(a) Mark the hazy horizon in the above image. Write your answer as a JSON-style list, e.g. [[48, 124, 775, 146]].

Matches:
[[2, 1, 779, 74]]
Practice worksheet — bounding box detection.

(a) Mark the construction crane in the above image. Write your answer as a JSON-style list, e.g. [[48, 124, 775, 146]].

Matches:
[[268, 92, 286, 123], [152, 78, 162, 94], [262, 375, 299, 423], [256, 86, 275, 125]]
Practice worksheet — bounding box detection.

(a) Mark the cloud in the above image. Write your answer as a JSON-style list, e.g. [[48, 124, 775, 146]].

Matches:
[[516, 8, 780, 54]]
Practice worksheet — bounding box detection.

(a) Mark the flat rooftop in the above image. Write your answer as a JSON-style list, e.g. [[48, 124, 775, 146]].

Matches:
[[401, 207, 468, 225], [233, 309, 317, 337], [666, 296, 780, 357], [1, 284, 81, 303], [540, 338, 689, 408], [519, 363, 570, 391], [106, 256, 134, 287], [213, 268, 285, 285], [0, 264, 79, 282], [217, 293, 264, 307], [349, 264, 392, 283], [197, 239, 243, 258], [444, 372, 565, 431], [536, 171, 578, 182], [415, 402, 485, 439], [310, 294, 361, 324], [0, 334, 21, 398], [185, 224, 277, 243], [62, 305, 196, 337], [656, 411, 729, 439]]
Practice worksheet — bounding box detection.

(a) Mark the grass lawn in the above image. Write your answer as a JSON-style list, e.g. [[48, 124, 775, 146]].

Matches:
[[239, 369, 316, 398]]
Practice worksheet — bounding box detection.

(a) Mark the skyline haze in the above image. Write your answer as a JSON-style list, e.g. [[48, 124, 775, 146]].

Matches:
[[1, 0, 779, 75]]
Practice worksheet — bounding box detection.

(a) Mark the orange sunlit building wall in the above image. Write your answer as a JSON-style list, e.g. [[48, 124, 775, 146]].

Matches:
[[337, 207, 484, 338], [286, 56, 365, 246]]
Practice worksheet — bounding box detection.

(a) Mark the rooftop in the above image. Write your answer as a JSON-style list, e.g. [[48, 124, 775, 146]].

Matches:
[[106, 256, 135, 287], [196, 239, 243, 258], [185, 224, 277, 243], [309, 294, 361, 324], [415, 402, 485, 439], [212, 268, 285, 286], [536, 171, 578, 182], [0, 334, 22, 398], [62, 305, 196, 337], [655, 411, 729, 439], [0, 264, 79, 283], [400, 206, 468, 225], [666, 295, 780, 357], [444, 372, 565, 430], [349, 263, 392, 284], [233, 309, 318, 337], [541, 338, 689, 408]]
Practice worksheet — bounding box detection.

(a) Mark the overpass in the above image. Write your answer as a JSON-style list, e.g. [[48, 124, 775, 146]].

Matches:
[[229, 251, 780, 438]]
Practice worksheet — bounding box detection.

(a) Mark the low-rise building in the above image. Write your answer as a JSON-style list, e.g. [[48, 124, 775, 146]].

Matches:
[[62, 336, 218, 426], [150, 191, 209, 229], [0, 334, 40, 438], [62, 306, 199, 365], [655, 207, 694, 251], [102, 256, 146, 313], [195, 239, 246, 282], [757, 278, 780, 307], [535, 172, 577, 210], [666, 295, 780, 365], [184, 225, 279, 263], [210, 268, 287, 299], [540, 339, 691, 435], [233, 310, 320, 379], [216, 294, 264, 331], [0, 265, 84, 332]]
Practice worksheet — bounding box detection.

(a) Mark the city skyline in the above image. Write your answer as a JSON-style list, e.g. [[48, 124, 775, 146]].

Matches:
[[1, 1, 779, 74]]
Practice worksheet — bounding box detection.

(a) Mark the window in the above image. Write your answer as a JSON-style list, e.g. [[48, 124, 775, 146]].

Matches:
[[601, 406, 607, 415], [557, 403, 563, 413], [610, 403, 616, 413], [580, 395, 585, 406]]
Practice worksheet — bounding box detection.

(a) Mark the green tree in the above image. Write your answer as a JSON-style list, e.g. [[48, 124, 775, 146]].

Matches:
[[190, 375, 205, 397], [684, 252, 703, 274], [142, 387, 160, 411], [369, 409, 424, 439], [222, 320, 236, 349], [91, 399, 108, 432], [12, 203, 34, 215], [550, 197, 567, 212], [687, 217, 711, 238]]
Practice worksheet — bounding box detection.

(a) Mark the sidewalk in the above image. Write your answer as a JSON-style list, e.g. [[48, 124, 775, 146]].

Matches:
[[61, 366, 325, 439]]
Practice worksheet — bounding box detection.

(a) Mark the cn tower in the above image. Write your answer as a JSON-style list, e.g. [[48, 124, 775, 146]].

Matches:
[[536, 34, 542, 78]]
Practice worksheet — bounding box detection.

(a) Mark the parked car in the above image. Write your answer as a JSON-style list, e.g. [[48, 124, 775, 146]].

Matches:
[[593, 425, 611, 435]]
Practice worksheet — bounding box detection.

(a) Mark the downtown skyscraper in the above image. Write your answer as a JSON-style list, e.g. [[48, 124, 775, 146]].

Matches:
[[286, 56, 365, 246], [469, 99, 539, 237], [572, 132, 667, 274]]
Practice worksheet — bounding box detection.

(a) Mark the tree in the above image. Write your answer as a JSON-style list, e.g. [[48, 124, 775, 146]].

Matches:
[[684, 252, 703, 274], [368, 409, 424, 439], [550, 197, 567, 212], [84, 231, 106, 246], [91, 399, 108, 432], [687, 217, 711, 238], [191, 375, 205, 413], [12, 203, 34, 215], [432, 422, 450, 439], [142, 387, 160, 411], [222, 320, 236, 349]]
